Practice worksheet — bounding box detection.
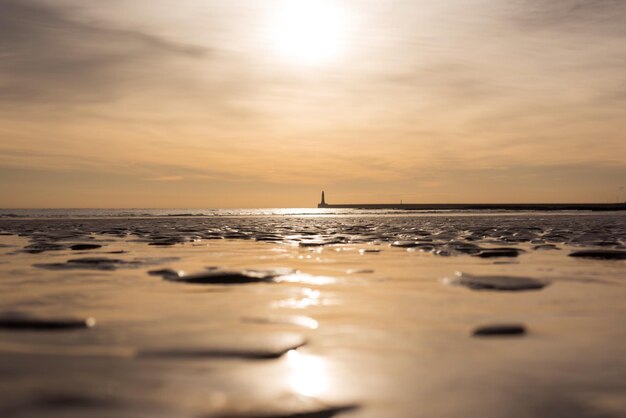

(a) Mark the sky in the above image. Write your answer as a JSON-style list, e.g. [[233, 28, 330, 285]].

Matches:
[[0, 0, 625, 208]]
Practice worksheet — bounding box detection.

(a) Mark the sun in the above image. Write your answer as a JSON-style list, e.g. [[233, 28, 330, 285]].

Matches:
[[268, 0, 351, 65]]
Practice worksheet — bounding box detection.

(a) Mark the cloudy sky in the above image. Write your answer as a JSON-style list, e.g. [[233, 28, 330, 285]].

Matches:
[[0, 0, 624, 207]]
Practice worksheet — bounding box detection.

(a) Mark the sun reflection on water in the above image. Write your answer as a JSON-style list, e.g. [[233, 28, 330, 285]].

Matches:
[[286, 350, 329, 397], [270, 208, 333, 216], [278, 273, 336, 286], [273, 287, 322, 309]]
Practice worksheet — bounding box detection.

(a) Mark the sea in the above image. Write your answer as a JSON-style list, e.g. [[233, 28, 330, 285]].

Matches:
[[0, 207, 563, 218]]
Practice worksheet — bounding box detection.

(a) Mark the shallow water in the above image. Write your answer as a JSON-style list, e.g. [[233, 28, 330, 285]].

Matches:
[[0, 212, 624, 417]]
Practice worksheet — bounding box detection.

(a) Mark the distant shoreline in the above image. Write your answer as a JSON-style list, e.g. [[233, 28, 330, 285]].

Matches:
[[317, 203, 626, 211]]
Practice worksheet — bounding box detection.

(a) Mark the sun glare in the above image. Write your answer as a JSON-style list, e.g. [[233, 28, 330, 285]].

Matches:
[[287, 350, 329, 397], [269, 0, 351, 65]]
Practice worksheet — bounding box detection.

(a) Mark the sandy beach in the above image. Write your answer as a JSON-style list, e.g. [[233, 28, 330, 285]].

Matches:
[[0, 211, 624, 417]]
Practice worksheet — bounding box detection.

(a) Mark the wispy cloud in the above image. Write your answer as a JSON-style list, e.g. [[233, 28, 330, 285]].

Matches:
[[0, 0, 207, 104]]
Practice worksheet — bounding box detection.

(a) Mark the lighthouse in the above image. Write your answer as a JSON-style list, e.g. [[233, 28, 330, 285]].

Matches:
[[318, 191, 327, 208]]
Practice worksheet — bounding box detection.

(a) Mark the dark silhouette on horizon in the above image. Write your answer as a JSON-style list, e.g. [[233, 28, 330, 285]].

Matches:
[[317, 192, 626, 211]]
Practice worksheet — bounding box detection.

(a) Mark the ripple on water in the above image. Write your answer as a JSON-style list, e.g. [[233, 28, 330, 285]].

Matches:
[[23, 242, 67, 254], [241, 315, 319, 330], [1, 213, 624, 252], [34, 256, 179, 271]]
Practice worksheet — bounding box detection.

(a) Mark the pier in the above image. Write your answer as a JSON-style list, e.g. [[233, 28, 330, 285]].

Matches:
[[317, 192, 626, 211]]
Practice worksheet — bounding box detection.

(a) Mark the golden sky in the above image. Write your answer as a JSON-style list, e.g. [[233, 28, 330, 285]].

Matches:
[[0, 0, 625, 207]]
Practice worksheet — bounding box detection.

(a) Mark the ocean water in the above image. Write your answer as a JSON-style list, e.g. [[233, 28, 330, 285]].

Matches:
[[0, 211, 624, 418], [0, 208, 432, 218], [3, 207, 616, 218]]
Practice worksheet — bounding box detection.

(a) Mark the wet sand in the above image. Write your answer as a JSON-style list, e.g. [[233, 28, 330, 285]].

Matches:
[[0, 213, 625, 417]]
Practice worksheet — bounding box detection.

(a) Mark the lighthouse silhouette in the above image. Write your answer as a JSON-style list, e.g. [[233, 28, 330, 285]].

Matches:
[[318, 191, 327, 208]]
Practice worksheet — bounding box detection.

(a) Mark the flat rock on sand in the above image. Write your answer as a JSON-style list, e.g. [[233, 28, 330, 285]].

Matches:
[[358, 248, 382, 254], [70, 243, 103, 251], [151, 267, 295, 284], [472, 324, 527, 337], [138, 332, 306, 360], [390, 241, 433, 249], [203, 393, 359, 418], [568, 249, 626, 260], [0, 313, 95, 331], [208, 405, 359, 418], [447, 272, 549, 291], [475, 247, 524, 258], [533, 244, 560, 251]]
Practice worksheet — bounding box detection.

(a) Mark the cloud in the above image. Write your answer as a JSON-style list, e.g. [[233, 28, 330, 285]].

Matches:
[[507, 0, 626, 35], [0, 0, 207, 104]]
